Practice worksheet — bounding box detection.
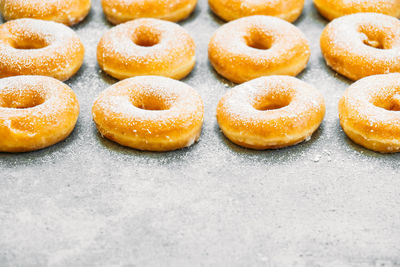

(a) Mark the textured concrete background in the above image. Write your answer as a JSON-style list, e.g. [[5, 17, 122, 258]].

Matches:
[[1, 0, 400, 266]]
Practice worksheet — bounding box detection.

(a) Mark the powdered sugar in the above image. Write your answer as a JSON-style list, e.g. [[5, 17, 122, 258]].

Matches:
[[320, 13, 400, 80], [97, 18, 195, 79], [0, 18, 84, 80], [0, 76, 79, 150], [0, 0, 91, 26], [208, 15, 310, 83], [92, 76, 203, 146]]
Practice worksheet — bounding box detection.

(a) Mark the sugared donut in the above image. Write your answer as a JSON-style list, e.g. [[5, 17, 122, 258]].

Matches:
[[209, 0, 305, 22], [217, 76, 325, 150], [208, 16, 310, 84], [0, 0, 91, 26], [97, 18, 195, 80], [0, 18, 85, 81], [320, 13, 400, 81], [0, 76, 79, 153], [92, 76, 204, 151], [339, 73, 400, 153], [101, 0, 197, 25], [314, 0, 400, 21]]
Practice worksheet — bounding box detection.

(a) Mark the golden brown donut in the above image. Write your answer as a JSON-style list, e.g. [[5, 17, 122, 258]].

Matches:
[[314, 0, 400, 21], [0, 18, 85, 81], [97, 18, 195, 80], [208, 15, 310, 84], [209, 0, 305, 22], [0, 76, 79, 153], [92, 76, 204, 151], [320, 13, 400, 81], [339, 73, 400, 153], [217, 76, 325, 150], [0, 0, 91, 26], [101, 0, 197, 24]]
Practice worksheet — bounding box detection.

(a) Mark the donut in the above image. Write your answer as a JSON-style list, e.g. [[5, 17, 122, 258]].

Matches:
[[209, 0, 305, 22], [314, 0, 400, 21], [101, 0, 197, 25], [92, 76, 204, 151], [339, 73, 400, 153], [0, 0, 91, 26], [97, 18, 195, 80], [208, 16, 310, 84], [320, 13, 400, 81], [0, 76, 79, 153], [216, 76, 325, 150], [0, 18, 85, 81]]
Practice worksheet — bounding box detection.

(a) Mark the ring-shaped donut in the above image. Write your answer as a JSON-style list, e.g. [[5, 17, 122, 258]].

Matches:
[[0, 0, 91, 26], [0, 76, 80, 153], [97, 18, 195, 80], [101, 0, 197, 24], [209, 0, 305, 22], [0, 18, 85, 81], [217, 76, 325, 150], [339, 73, 400, 153], [208, 15, 310, 84], [92, 76, 204, 151], [320, 13, 400, 81], [314, 0, 400, 21]]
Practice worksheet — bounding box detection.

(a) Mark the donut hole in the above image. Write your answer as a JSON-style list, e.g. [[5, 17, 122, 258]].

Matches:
[[132, 26, 161, 47], [244, 29, 273, 50], [0, 87, 46, 109], [358, 26, 391, 50], [131, 93, 173, 111], [372, 90, 400, 111], [10, 36, 49, 50], [253, 93, 292, 111]]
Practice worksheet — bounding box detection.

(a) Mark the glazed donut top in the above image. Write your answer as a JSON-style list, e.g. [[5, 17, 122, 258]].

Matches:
[[341, 73, 400, 131], [97, 18, 195, 76], [0, 76, 79, 132], [209, 15, 310, 71], [209, 0, 305, 22], [218, 76, 324, 130], [93, 76, 203, 137], [101, 0, 196, 24], [314, 0, 400, 20], [322, 13, 400, 68], [0, 0, 91, 25], [0, 18, 84, 79]]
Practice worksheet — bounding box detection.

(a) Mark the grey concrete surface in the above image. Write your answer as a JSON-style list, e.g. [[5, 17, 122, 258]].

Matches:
[[1, 0, 400, 266]]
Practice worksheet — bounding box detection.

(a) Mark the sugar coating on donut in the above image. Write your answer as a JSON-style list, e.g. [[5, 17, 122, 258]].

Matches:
[[0, 76, 78, 120], [92, 76, 204, 151], [209, 0, 305, 22], [0, 76, 79, 152], [97, 18, 195, 80], [313, 0, 400, 20], [219, 76, 323, 126], [0, 18, 85, 80], [320, 13, 400, 80], [217, 76, 325, 149], [0, 0, 91, 25], [101, 0, 197, 24], [208, 15, 310, 83], [339, 73, 400, 152]]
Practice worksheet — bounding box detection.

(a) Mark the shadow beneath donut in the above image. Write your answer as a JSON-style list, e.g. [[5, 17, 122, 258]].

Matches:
[[207, 61, 236, 88], [71, 8, 95, 31], [335, 120, 400, 160], [213, 118, 325, 164], [207, 7, 225, 26], [92, 125, 203, 165], [96, 65, 119, 85], [0, 119, 84, 167], [180, 4, 202, 27]]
